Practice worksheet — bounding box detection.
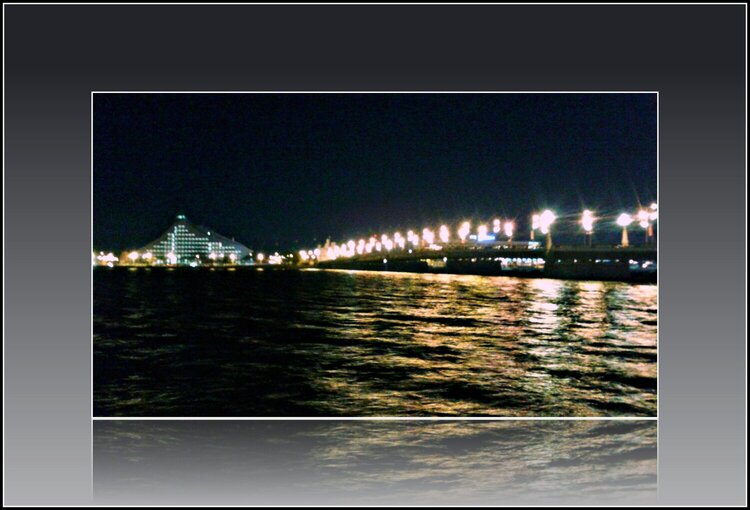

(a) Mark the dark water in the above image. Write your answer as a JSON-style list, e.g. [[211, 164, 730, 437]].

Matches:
[[94, 267, 657, 416]]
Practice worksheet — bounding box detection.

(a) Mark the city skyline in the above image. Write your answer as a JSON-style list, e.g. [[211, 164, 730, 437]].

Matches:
[[94, 93, 656, 253]]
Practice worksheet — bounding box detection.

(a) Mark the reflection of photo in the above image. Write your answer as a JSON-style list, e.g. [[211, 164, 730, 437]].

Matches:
[[93, 93, 657, 417]]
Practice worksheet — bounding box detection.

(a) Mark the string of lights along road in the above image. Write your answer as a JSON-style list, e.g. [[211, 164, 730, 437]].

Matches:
[[299, 203, 657, 264], [94, 203, 656, 268]]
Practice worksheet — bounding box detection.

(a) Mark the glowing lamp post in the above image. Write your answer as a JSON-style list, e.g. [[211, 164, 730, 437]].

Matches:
[[97, 252, 119, 267], [422, 228, 435, 246], [439, 225, 450, 244], [458, 222, 471, 243], [648, 203, 658, 243], [530, 214, 540, 241], [539, 210, 556, 251], [406, 230, 419, 250], [127, 251, 139, 264], [392, 233, 403, 250], [477, 224, 488, 241], [581, 210, 595, 246], [617, 213, 633, 247], [637, 209, 652, 244], [492, 218, 501, 234], [503, 221, 514, 242]]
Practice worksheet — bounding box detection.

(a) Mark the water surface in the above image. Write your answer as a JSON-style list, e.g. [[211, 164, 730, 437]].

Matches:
[[94, 268, 657, 416]]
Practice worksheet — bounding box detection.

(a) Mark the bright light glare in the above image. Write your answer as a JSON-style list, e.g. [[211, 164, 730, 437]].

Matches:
[[393, 233, 406, 249], [637, 209, 650, 228], [439, 225, 449, 243], [492, 218, 501, 233], [581, 210, 595, 233], [648, 203, 658, 221], [503, 221, 514, 238], [458, 221, 471, 241], [97, 252, 118, 263], [539, 210, 556, 234], [407, 231, 420, 247], [616, 213, 633, 227], [128, 251, 139, 262]]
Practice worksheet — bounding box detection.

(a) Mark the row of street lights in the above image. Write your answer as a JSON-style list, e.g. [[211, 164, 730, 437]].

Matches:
[[304, 202, 657, 262], [614, 203, 659, 247], [524, 202, 658, 250]]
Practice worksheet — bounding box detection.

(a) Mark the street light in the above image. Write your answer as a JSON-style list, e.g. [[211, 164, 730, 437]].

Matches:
[[539, 210, 556, 250], [648, 203, 658, 241], [492, 218, 501, 234], [581, 210, 595, 246], [439, 224, 450, 244], [530, 214, 540, 240], [477, 224, 488, 241], [616, 213, 633, 247], [503, 221, 514, 242], [458, 221, 471, 243], [392, 233, 403, 250], [637, 209, 653, 244]]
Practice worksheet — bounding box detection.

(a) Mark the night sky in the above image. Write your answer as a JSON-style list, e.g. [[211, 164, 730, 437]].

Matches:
[[94, 93, 656, 252]]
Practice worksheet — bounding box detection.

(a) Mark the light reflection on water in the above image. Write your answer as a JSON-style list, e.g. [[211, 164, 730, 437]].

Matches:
[[94, 420, 657, 505], [94, 268, 657, 416]]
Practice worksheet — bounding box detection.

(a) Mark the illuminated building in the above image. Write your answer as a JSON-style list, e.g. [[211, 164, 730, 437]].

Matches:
[[139, 214, 251, 265]]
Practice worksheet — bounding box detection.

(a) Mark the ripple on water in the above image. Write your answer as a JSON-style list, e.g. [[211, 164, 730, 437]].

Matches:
[[94, 270, 657, 417]]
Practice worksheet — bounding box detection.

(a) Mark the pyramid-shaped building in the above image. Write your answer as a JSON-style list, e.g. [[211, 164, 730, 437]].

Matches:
[[140, 214, 251, 265]]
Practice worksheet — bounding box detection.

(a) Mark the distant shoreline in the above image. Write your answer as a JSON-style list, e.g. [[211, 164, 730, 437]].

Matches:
[[94, 264, 657, 284]]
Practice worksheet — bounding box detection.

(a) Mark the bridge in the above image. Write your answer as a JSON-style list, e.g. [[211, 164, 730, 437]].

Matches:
[[297, 207, 658, 282], [310, 243, 657, 283]]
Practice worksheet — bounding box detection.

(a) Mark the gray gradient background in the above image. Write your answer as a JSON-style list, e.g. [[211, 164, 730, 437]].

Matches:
[[4, 4, 745, 506]]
